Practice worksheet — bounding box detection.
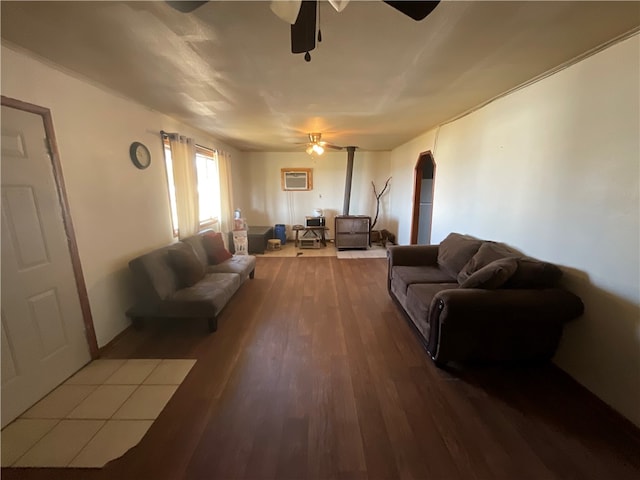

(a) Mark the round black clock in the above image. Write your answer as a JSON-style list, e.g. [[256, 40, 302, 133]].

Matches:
[[129, 141, 151, 169]]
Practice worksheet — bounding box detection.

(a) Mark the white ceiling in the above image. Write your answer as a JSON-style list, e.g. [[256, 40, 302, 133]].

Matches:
[[2, 1, 639, 151]]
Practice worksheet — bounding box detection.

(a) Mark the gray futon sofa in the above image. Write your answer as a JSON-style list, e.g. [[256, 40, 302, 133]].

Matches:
[[127, 231, 256, 332]]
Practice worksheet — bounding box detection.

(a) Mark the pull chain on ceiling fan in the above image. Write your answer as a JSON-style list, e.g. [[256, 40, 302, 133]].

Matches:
[[168, 1, 441, 61], [276, 0, 441, 61]]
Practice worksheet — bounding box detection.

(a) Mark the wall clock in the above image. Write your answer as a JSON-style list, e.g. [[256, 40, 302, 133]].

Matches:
[[129, 141, 151, 169]]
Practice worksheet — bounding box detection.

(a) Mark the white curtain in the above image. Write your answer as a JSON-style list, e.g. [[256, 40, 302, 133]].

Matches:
[[216, 149, 235, 239], [168, 134, 199, 238]]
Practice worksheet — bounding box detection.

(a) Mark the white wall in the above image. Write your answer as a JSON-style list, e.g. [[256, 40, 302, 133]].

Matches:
[[236, 151, 391, 239], [1, 45, 242, 347], [391, 35, 640, 425]]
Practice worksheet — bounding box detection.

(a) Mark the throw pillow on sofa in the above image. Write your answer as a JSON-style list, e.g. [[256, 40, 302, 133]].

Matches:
[[457, 241, 519, 283], [459, 257, 519, 289], [167, 243, 205, 288], [202, 232, 233, 265], [505, 258, 563, 288], [437, 233, 483, 278]]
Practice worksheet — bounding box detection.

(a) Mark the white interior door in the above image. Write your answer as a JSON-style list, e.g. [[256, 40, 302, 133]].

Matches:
[[1, 105, 91, 427]]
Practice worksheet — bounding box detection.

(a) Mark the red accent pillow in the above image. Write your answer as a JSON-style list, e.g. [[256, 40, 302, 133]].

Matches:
[[202, 232, 232, 265]]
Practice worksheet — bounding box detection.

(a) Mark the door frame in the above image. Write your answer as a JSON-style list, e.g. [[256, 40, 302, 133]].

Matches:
[[2, 95, 99, 359], [410, 150, 435, 245]]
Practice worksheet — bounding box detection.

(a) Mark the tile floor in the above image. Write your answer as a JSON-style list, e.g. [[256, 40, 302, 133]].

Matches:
[[1, 358, 196, 468]]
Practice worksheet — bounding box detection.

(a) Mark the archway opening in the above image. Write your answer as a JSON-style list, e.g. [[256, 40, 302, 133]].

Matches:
[[410, 151, 435, 244]]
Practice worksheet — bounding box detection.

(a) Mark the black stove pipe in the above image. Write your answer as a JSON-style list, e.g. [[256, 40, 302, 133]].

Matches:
[[342, 146, 356, 215]]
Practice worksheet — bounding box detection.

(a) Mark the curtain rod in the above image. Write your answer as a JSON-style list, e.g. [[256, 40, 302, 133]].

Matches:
[[161, 130, 223, 155]]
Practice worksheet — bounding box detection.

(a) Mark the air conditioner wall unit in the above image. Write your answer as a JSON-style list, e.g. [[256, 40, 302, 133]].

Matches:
[[281, 168, 312, 191]]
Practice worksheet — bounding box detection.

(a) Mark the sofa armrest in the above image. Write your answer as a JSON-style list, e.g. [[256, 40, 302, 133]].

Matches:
[[388, 245, 439, 267], [427, 288, 584, 363], [434, 288, 584, 321]]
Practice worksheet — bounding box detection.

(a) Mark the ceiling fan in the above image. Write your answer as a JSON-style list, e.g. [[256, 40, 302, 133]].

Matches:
[[303, 132, 343, 156], [166, 1, 441, 61]]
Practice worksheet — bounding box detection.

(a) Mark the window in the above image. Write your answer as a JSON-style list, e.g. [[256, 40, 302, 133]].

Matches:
[[162, 139, 221, 236], [195, 145, 220, 230]]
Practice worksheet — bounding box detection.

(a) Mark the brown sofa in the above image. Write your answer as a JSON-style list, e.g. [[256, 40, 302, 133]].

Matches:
[[388, 233, 584, 366], [127, 231, 256, 332]]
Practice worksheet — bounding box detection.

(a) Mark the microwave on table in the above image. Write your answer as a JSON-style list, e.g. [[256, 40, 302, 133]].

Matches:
[[305, 216, 326, 228]]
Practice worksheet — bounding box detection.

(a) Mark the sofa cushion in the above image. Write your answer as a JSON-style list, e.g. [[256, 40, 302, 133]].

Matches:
[[207, 255, 256, 282], [181, 234, 208, 268], [505, 258, 563, 289], [437, 233, 483, 278], [459, 257, 518, 289], [167, 243, 205, 288], [405, 283, 459, 340], [129, 246, 180, 302], [203, 232, 233, 264], [168, 272, 241, 317], [458, 242, 519, 284], [392, 266, 456, 295]]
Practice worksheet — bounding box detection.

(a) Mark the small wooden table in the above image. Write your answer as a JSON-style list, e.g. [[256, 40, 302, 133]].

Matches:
[[292, 225, 328, 247]]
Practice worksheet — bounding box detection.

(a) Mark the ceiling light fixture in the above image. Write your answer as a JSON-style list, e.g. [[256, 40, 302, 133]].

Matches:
[[306, 143, 324, 156]]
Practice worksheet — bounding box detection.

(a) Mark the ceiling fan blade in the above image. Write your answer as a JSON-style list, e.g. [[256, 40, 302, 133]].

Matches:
[[383, 1, 440, 21], [166, 1, 208, 13], [328, 0, 350, 13], [316, 141, 344, 151], [325, 144, 344, 151], [291, 0, 317, 54], [270, 0, 302, 24]]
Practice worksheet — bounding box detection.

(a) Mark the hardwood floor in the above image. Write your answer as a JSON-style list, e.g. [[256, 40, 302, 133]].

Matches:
[[4, 256, 640, 479]]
